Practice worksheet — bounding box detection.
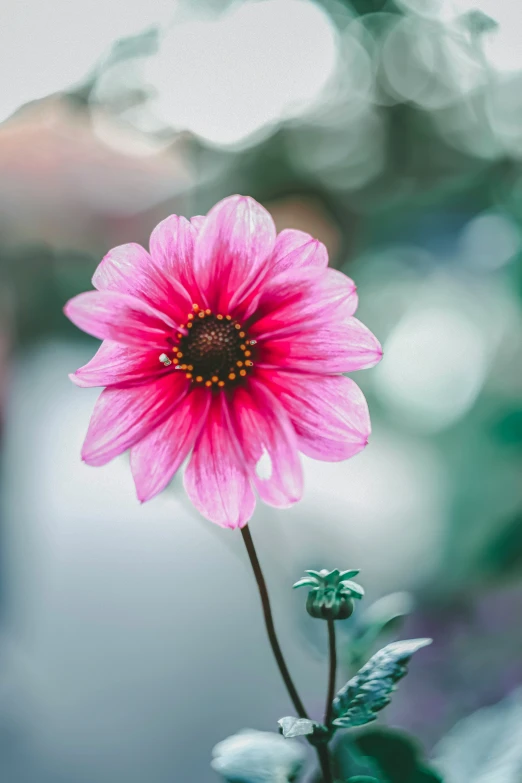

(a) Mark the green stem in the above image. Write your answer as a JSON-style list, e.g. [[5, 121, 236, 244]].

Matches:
[[316, 744, 334, 783], [240, 524, 309, 719], [240, 524, 334, 783], [324, 618, 337, 728]]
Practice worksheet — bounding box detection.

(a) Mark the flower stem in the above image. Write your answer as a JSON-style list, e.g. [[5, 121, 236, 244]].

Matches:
[[240, 524, 309, 719], [324, 618, 337, 728], [316, 744, 334, 783]]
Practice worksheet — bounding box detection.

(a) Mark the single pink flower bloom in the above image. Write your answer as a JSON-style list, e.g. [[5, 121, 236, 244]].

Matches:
[[64, 195, 382, 528]]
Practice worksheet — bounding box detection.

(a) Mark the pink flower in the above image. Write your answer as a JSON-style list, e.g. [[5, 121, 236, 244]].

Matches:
[[64, 195, 382, 528]]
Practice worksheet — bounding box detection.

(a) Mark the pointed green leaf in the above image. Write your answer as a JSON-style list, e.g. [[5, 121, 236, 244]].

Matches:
[[332, 639, 432, 728], [341, 581, 365, 598], [339, 570, 360, 580], [324, 568, 341, 585], [292, 577, 319, 589], [305, 569, 326, 580]]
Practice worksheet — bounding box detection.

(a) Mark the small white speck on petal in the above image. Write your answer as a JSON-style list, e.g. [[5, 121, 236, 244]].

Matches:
[[255, 448, 272, 481]]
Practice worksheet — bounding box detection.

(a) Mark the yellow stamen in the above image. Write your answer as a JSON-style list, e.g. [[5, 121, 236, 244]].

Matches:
[[239, 369, 247, 377], [205, 380, 212, 387], [244, 350, 252, 357], [196, 375, 203, 383], [236, 361, 243, 367], [218, 380, 225, 387], [245, 360, 253, 367], [186, 373, 193, 379], [228, 372, 236, 381], [211, 376, 219, 383], [205, 308, 211, 315], [217, 314, 224, 320], [239, 331, 245, 338]]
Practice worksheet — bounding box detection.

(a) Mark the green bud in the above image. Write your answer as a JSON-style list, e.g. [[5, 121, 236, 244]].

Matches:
[[293, 568, 364, 621]]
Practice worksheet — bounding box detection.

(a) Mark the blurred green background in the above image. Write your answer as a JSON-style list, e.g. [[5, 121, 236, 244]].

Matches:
[[1, 0, 522, 781]]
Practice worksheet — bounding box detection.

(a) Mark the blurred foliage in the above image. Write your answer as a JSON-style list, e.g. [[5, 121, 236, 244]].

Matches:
[[433, 689, 522, 783], [334, 728, 442, 782]]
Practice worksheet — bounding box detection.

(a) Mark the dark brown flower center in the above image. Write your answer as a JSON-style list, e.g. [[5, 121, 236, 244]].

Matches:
[[162, 305, 255, 388]]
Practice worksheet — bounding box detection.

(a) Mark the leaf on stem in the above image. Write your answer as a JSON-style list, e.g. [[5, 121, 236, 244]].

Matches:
[[332, 638, 432, 728], [278, 716, 319, 738]]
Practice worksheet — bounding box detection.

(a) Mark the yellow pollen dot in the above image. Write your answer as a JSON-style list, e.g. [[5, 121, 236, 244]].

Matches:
[[187, 313, 194, 320], [192, 303, 199, 311], [240, 344, 246, 350], [211, 375, 219, 383], [239, 331, 245, 338], [176, 352, 183, 358], [245, 360, 253, 367], [205, 380, 212, 387], [225, 315, 232, 320], [234, 323, 241, 330], [196, 375, 203, 383], [177, 333, 182, 339], [187, 322, 193, 328], [181, 364, 187, 370], [240, 369, 247, 377], [228, 372, 236, 381], [236, 361, 243, 367], [198, 311, 205, 318], [187, 365, 194, 371], [217, 314, 224, 320], [205, 308, 211, 315], [244, 350, 252, 357], [186, 372, 193, 379], [218, 380, 225, 387]]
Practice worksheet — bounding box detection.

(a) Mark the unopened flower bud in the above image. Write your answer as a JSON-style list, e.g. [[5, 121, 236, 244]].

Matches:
[[293, 568, 364, 621]]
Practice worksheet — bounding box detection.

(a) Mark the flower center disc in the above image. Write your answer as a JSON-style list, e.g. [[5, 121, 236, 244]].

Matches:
[[175, 309, 254, 387]]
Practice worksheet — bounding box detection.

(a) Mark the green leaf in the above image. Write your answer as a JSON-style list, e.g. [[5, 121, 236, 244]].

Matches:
[[355, 729, 442, 783], [346, 777, 381, 783], [339, 570, 361, 580], [332, 639, 432, 728], [211, 729, 306, 782], [341, 581, 365, 598], [324, 568, 341, 585], [292, 577, 319, 589], [278, 717, 317, 738]]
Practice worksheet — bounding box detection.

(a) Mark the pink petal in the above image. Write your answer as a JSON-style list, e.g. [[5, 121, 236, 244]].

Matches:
[[193, 195, 276, 314], [64, 290, 179, 349], [260, 370, 371, 461], [241, 265, 324, 325], [184, 395, 256, 528], [130, 388, 211, 502], [190, 215, 206, 232], [82, 372, 189, 466], [251, 268, 358, 341], [70, 340, 166, 388], [231, 379, 303, 508], [149, 215, 200, 306], [92, 242, 192, 323], [270, 229, 328, 275], [260, 316, 382, 374]]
